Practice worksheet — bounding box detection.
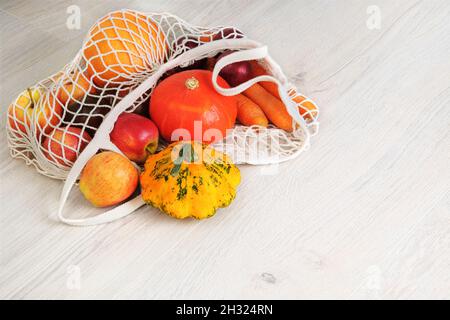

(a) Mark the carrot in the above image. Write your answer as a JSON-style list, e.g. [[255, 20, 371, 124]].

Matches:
[[235, 94, 268, 127], [261, 81, 280, 99], [243, 83, 293, 132], [290, 91, 318, 121], [249, 60, 281, 99], [250, 61, 318, 124]]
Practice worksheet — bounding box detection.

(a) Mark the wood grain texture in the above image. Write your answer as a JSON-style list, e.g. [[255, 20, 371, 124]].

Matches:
[[1, 0, 449, 300]]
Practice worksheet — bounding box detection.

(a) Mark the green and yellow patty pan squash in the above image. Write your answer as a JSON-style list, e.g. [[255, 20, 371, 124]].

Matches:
[[140, 141, 241, 219]]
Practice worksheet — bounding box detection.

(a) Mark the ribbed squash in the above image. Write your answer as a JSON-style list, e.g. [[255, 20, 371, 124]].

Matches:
[[140, 141, 241, 219]]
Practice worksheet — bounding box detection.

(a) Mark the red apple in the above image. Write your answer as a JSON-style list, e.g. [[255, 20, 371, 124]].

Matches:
[[42, 126, 92, 167], [173, 35, 200, 52], [79, 151, 138, 207], [110, 113, 159, 164], [55, 71, 96, 107]]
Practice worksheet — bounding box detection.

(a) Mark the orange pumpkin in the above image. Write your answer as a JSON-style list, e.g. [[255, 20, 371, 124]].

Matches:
[[83, 10, 167, 87], [149, 70, 237, 143]]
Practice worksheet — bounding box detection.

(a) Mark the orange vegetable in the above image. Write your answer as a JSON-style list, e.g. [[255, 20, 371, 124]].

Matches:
[[249, 61, 318, 124], [243, 84, 293, 132], [250, 60, 281, 99], [290, 91, 318, 121], [235, 94, 268, 127], [150, 70, 237, 144]]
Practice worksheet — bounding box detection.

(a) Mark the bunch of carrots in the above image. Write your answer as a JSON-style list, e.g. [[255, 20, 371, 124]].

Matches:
[[235, 61, 318, 132]]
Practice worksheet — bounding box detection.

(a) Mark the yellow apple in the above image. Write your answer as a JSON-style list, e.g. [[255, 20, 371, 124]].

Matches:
[[8, 87, 63, 138], [7, 87, 41, 135]]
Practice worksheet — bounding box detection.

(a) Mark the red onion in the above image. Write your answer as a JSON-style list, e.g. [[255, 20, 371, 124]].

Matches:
[[213, 28, 244, 41], [173, 36, 199, 51], [216, 51, 252, 87]]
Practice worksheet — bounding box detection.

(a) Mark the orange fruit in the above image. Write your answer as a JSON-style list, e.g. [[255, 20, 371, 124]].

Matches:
[[83, 10, 167, 87]]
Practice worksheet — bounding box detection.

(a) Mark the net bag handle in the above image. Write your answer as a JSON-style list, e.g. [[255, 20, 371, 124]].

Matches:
[[211, 47, 311, 136], [57, 38, 304, 226]]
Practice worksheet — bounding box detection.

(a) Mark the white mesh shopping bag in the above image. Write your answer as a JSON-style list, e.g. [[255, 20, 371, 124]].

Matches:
[[6, 9, 319, 225]]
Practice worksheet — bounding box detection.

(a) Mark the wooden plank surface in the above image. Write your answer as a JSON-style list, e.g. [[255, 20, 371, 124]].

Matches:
[[0, 0, 449, 299]]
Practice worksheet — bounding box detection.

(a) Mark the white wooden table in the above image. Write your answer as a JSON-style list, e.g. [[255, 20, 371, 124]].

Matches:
[[1, 0, 449, 300]]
